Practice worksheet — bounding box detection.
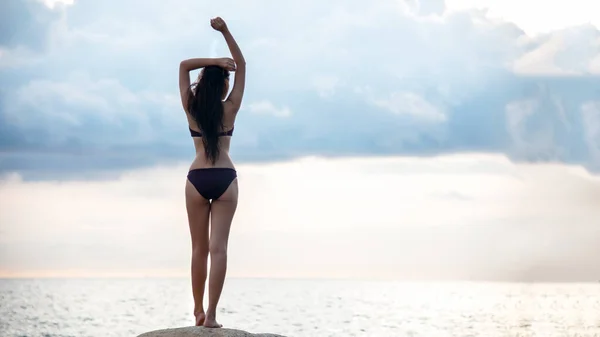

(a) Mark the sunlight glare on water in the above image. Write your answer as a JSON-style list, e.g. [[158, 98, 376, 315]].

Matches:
[[1, 278, 599, 337]]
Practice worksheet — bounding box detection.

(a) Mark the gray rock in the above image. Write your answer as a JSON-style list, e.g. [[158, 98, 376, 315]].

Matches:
[[137, 326, 287, 337]]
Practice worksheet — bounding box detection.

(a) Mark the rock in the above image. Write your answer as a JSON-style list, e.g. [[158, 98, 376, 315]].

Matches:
[[137, 326, 287, 337]]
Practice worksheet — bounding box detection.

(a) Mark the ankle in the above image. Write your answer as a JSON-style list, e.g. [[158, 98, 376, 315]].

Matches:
[[205, 308, 217, 317], [194, 308, 205, 315]]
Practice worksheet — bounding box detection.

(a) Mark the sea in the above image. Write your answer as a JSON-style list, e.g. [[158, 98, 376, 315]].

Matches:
[[0, 278, 599, 337]]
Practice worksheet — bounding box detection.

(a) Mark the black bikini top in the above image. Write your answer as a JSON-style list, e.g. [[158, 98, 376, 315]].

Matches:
[[189, 127, 234, 138]]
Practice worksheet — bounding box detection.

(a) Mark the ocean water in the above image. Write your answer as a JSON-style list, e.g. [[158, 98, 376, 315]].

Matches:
[[0, 278, 599, 337]]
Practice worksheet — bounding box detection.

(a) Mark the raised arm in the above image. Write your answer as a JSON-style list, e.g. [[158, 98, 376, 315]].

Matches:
[[178, 57, 235, 112], [211, 17, 246, 113]]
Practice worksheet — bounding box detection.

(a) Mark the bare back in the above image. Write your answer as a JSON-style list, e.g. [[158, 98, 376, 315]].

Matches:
[[185, 102, 238, 170]]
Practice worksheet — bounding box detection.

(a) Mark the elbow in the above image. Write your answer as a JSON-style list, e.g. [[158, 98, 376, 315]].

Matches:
[[234, 56, 246, 66], [179, 60, 189, 72]]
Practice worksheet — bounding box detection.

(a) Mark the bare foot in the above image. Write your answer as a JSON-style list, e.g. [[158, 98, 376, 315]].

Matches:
[[195, 312, 206, 326], [203, 314, 222, 328]]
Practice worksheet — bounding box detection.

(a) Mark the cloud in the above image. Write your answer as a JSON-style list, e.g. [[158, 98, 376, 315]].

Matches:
[[372, 91, 447, 122], [512, 25, 600, 75], [1, 0, 599, 179], [2, 72, 186, 158], [312, 75, 340, 98], [581, 101, 600, 163], [445, 0, 600, 36], [37, 0, 74, 9], [505, 97, 556, 159], [1, 154, 599, 281], [0, 0, 60, 51], [247, 100, 291, 118]]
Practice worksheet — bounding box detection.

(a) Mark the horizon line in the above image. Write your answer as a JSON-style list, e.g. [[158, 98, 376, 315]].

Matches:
[[0, 274, 597, 284]]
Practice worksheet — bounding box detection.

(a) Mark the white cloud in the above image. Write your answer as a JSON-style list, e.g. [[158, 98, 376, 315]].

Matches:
[[373, 91, 447, 122], [505, 98, 539, 149], [1, 154, 599, 281], [312, 75, 340, 98], [38, 0, 75, 9], [512, 27, 600, 75], [0, 46, 46, 69], [247, 100, 292, 118], [504, 85, 574, 161], [592, 55, 600, 74], [445, 0, 600, 36], [512, 35, 575, 75]]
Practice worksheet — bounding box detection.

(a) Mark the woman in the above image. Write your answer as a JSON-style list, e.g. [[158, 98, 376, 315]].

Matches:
[[178, 17, 246, 328]]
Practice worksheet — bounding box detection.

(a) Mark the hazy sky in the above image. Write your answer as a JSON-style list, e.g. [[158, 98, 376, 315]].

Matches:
[[1, 0, 599, 281]]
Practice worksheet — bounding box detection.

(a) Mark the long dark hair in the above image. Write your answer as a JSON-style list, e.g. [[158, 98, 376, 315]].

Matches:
[[187, 66, 230, 164]]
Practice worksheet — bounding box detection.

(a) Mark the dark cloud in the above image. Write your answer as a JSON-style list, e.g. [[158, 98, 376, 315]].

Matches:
[[0, 0, 59, 50], [3, 74, 600, 181]]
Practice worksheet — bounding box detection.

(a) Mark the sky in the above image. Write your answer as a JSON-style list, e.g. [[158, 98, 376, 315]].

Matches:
[[0, 0, 599, 281]]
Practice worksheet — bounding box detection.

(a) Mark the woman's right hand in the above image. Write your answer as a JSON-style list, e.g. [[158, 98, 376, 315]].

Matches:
[[217, 57, 236, 71], [210, 17, 228, 33]]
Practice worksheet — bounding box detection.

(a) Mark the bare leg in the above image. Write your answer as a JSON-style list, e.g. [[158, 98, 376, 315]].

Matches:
[[204, 178, 238, 328], [185, 179, 211, 326]]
